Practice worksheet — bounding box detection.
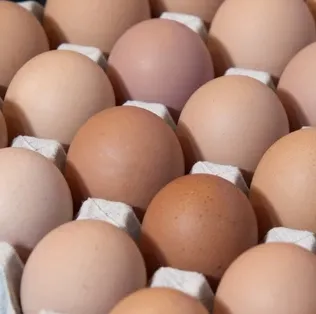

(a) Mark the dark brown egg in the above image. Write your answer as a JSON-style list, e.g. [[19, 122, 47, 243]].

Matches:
[[140, 174, 258, 289], [65, 106, 184, 217], [107, 18, 214, 120], [43, 0, 151, 55], [0, 1, 49, 97]]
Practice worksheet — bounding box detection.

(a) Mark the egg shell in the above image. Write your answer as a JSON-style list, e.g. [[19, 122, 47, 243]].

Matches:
[[107, 18, 214, 120], [43, 0, 151, 54], [213, 243, 316, 314], [21, 220, 147, 314], [150, 0, 224, 25], [140, 174, 258, 289], [177, 75, 289, 181], [109, 288, 209, 314], [249, 128, 316, 239], [65, 106, 184, 216], [3, 50, 115, 147], [0, 1, 48, 97], [0, 148, 73, 261], [18, 1, 44, 23], [209, 0, 316, 79], [277, 42, 316, 130]]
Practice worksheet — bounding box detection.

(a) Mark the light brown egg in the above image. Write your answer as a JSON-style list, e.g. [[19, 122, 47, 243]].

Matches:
[[249, 128, 316, 239], [3, 50, 115, 147], [177, 75, 289, 182], [0, 1, 49, 97], [21, 220, 147, 314], [107, 18, 214, 120], [43, 0, 151, 55], [65, 106, 184, 217], [213, 243, 316, 314], [109, 288, 209, 314], [277, 42, 316, 130], [140, 174, 258, 288], [0, 147, 73, 261], [209, 0, 316, 79], [150, 0, 224, 25], [0, 109, 8, 148]]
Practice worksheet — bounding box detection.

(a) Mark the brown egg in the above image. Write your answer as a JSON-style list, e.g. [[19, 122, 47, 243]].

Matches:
[[140, 174, 258, 288], [3, 50, 115, 147], [177, 75, 289, 182], [0, 1, 49, 97], [209, 0, 316, 79], [21, 220, 147, 314], [65, 106, 184, 216], [109, 288, 209, 314], [150, 0, 224, 25], [249, 128, 316, 239], [213, 243, 316, 314], [0, 147, 73, 261], [0, 109, 8, 148], [107, 18, 214, 120], [43, 0, 151, 55], [277, 42, 316, 131]]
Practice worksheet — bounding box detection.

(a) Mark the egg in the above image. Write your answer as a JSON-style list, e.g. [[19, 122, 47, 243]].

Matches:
[[177, 75, 289, 181], [150, 0, 224, 25], [21, 220, 147, 314], [43, 0, 151, 55], [277, 42, 316, 130], [0, 109, 8, 148], [249, 127, 316, 239], [107, 18, 214, 120], [65, 106, 184, 216], [3, 50, 115, 147], [109, 288, 209, 314], [0, 1, 48, 97], [209, 0, 316, 79], [140, 174, 258, 288], [0, 147, 73, 261], [213, 243, 316, 314]]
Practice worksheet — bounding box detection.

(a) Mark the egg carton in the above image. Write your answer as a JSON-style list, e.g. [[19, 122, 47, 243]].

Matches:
[[57, 44, 107, 71], [160, 12, 208, 42], [150, 267, 214, 312], [190, 161, 249, 195], [264, 227, 316, 253], [76, 198, 141, 242], [11, 136, 66, 172], [18, 1, 44, 23], [123, 100, 176, 130], [224, 67, 275, 90], [0, 242, 24, 314]]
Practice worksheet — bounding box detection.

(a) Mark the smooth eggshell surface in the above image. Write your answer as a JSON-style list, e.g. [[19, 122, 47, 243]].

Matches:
[[3, 50, 115, 147], [209, 0, 316, 78], [177, 75, 289, 181], [249, 128, 316, 239], [0, 1, 49, 97], [277, 42, 316, 130], [150, 0, 224, 25], [109, 288, 209, 314], [65, 106, 184, 216], [21, 220, 147, 314], [213, 243, 316, 314], [140, 174, 258, 288], [107, 18, 214, 120], [0, 147, 73, 262], [43, 0, 151, 54]]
